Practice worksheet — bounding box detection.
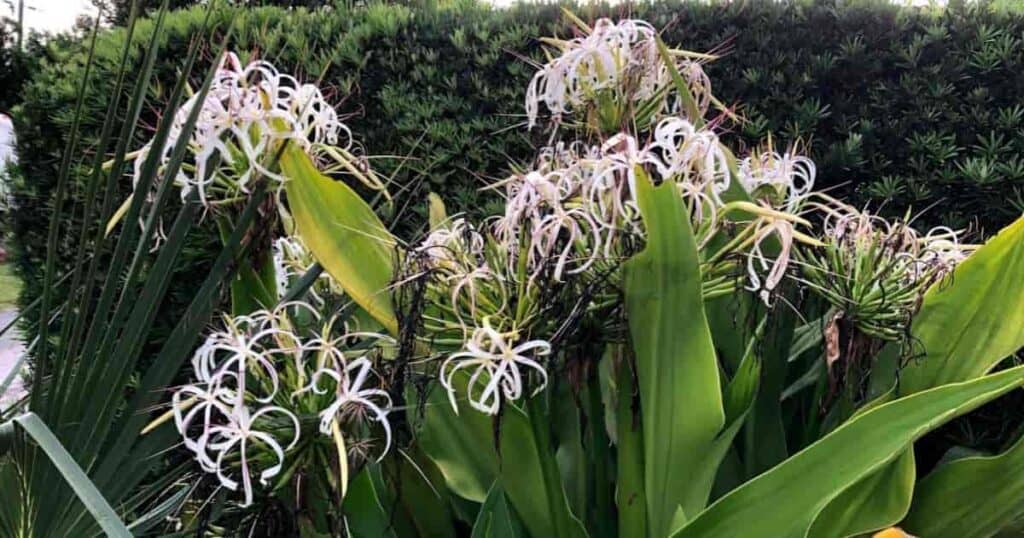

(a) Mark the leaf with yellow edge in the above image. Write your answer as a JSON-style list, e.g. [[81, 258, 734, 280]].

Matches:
[[280, 144, 398, 335]]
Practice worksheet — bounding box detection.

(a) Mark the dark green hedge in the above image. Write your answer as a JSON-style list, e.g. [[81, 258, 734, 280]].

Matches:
[[10, 0, 1024, 352]]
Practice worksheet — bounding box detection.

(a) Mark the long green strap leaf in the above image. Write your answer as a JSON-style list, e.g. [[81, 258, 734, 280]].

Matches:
[[806, 451, 915, 538], [471, 482, 526, 538], [4, 413, 130, 538], [673, 365, 1024, 538], [623, 169, 725, 536], [416, 379, 498, 503], [342, 466, 397, 538], [416, 374, 586, 538], [615, 355, 647, 538], [502, 398, 588, 538]]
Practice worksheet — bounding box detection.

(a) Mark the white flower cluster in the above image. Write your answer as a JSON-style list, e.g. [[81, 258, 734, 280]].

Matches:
[[492, 115, 734, 282], [526, 18, 712, 128], [173, 305, 393, 506], [414, 220, 553, 415], [735, 147, 817, 304], [273, 235, 344, 303], [820, 203, 972, 284], [135, 52, 350, 207], [738, 149, 816, 214]]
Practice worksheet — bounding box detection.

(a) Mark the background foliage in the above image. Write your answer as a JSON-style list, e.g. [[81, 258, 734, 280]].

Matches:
[[6, 0, 1024, 395]]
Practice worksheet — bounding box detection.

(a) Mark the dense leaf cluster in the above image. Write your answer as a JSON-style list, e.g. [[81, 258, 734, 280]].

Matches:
[[6, 0, 1024, 366]]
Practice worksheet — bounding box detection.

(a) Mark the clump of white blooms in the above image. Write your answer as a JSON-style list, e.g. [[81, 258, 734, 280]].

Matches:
[[799, 200, 974, 339], [490, 116, 734, 283], [133, 51, 350, 208], [526, 18, 712, 129], [416, 217, 511, 331], [163, 19, 987, 513], [732, 144, 817, 304], [172, 306, 394, 505]]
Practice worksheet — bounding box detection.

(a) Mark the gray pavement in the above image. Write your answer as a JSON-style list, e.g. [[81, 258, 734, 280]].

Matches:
[[0, 308, 25, 405]]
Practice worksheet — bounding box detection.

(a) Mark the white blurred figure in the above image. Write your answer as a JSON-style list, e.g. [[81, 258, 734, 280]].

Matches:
[[0, 113, 14, 213]]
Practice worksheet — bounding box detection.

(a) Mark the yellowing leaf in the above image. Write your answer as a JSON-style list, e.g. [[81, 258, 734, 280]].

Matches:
[[280, 144, 398, 334]]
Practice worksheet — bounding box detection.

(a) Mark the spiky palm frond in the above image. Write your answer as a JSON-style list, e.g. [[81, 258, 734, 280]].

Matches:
[[0, 2, 267, 535]]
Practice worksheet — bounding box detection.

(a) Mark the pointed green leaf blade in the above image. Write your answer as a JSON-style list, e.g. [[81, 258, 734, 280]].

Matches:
[[281, 144, 398, 334], [806, 451, 915, 538], [672, 366, 1024, 538], [900, 215, 1024, 394], [623, 170, 725, 535], [903, 433, 1024, 538]]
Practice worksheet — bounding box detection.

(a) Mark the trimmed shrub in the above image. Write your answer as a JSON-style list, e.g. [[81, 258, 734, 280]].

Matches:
[[9, 0, 1024, 354]]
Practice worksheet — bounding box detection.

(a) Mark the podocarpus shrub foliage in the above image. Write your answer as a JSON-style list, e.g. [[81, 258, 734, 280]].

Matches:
[[9, 0, 1024, 392]]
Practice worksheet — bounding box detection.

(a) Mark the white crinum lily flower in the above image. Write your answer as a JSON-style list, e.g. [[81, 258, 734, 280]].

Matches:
[[584, 125, 729, 251], [274, 236, 344, 303], [416, 218, 509, 326], [132, 51, 350, 209], [195, 403, 300, 507], [645, 116, 731, 205], [296, 356, 394, 458], [525, 18, 712, 128], [440, 318, 551, 415], [172, 379, 236, 456], [919, 225, 973, 274], [189, 313, 303, 403], [493, 165, 602, 280], [417, 217, 486, 266], [172, 307, 306, 464], [745, 219, 795, 306], [738, 148, 816, 213]]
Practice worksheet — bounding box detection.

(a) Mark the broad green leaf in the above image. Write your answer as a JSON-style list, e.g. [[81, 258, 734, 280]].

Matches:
[[553, 382, 586, 519], [471, 482, 526, 538], [836, 215, 1024, 535], [584, 368, 616, 538], [394, 448, 457, 538], [342, 466, 397, 538], [416, 374, 586, 538], [742, 312, 794, 479], [623, 170, 725, 536], [501, 399, 588, 538], [903, 433, 1024, 538], [899, 215, 1024, 394], [216, 217, 277, 315], [615, 360, 647, 538], [806, 451, 915, 538], [416, 381, 498, 502], [672, 365, 1024, 538], [281, 144, 398, 334]]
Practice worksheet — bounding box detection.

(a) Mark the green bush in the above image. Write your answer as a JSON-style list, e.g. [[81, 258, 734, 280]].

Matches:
[[9, 0, 1024, 360]]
